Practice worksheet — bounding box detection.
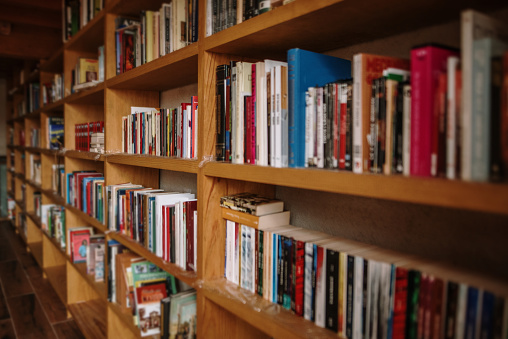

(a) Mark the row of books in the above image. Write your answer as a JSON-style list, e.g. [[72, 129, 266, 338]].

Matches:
[[221, 193, 508, 337], [33, 192, 41, 218], [121, 100, 198, 159], [52, 164, 65, 197], [74, 121, 104, 152], [27, 82, 40, 113], [215, 9, 508, 182], [207, 0, 293, 36], [42, 73, 64, 105], [63, 0, 104, 42], [106, 183, 198, 272], [41, 204, 66, 249], [71, 57, 99, 93], [28, 154, 41, 185], [109, 247, 197, 338], [68, 226, 105, 282], [29, 128, 40, 148], [115, 0, 196, 76]]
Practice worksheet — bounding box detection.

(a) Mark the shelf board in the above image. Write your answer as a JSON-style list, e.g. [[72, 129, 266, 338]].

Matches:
[[40, 98, 65, 113], [66, 10, 105, 52], [106, 0, 169, 16], [108, 232, 198, 287], [66, 82, 105, 105], [40, 189, 67, 206], [28, 241, 43, 267], [107, 154, 199, 173], [14, 199, 25, 211], [26, 179, 42, 191], [108, 302, 158, 339], [107, 43, 198, 91], [25, 147, 63, 157], [203, 0, 506, 60], [26, 70, 40, 84], [65, 204, 107, 233], [71, 262, 107, 300], [65, 150, 105, 162], [12, 145, 25, 151], [40, 46, 64, 73], [41, 230, 66, 256], [203, 163, 508, 215], [202, 279, 339, 339], [26, 212, 42, 229], [68, 299, 107, 339], [45, 265, 68, 306], [25, 111, 41, 120]]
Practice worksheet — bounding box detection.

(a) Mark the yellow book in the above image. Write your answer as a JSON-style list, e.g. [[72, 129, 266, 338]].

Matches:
[[78, 58, 98, 84]]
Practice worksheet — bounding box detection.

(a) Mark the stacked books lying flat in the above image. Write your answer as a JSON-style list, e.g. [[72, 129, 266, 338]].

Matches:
[[90, 132, 104, 153], [121, 100, 198, 159], [108, 248, 197, 338], [107, 183, 198, 272], [41, 204, 66, 249], [216, 9, 508, 183], [75, 121, 104, 152], [222, 193, 508, 336]]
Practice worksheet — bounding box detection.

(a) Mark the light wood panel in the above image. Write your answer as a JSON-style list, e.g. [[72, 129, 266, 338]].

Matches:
[[104, 161, 159, 189], [68, 299, 107, 339], [26, 217, 42, 244], [65, 150, 106, 162], [43, 235, 66, 268], [107, 154, 199, 173], [66, 83, 105, 105], [107, 302, 152, 339], [66, 262, 100, 305]]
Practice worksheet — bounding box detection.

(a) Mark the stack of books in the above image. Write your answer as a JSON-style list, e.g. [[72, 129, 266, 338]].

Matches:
[[90, 132, 104, 153]]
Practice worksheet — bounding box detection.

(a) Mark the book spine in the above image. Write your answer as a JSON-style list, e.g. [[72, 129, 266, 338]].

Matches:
[[315, 245, 326, 328], [353, 54, 363, 172], [339, 83, 347, 169], [490, 56, 503, 181], [304, 242, 313, 321], [446, 57, 460, 179], [403, 84, 412, 176], [345, 81, 353, 171], [325, 249, 339, 331], [294, 240, 305, 316], [288, 49, 303, 167], [215, 65, 229, 161], [377, 77, 386, 175], [369, 79, 378, 173]]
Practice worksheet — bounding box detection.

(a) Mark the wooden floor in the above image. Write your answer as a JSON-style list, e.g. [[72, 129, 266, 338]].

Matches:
[[0, 220, 85, 339]]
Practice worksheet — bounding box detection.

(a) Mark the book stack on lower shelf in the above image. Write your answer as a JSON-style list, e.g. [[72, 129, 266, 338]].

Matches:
[[222, 192, 508, 337]]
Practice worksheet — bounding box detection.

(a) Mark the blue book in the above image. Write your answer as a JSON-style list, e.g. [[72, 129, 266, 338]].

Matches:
[[465, 287, 481, 339], [480, 291, 495, 339], [82, 177, 103, 214], [66, 173, 73, 205], [287, 48, 351, 167], [272, 233, 278, 303]]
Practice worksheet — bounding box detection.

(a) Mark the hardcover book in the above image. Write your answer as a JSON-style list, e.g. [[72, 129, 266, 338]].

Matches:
[[288, 48, 351, 168], [220, 192, 283, 216]]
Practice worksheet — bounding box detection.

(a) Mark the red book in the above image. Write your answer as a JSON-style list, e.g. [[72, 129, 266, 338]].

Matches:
[[430, 278, 444, 339], [417, 274, 429, 339], [251, 64, 257, 164], [165, 205, 171, 261], [245, 96, 254, 164], [410, 44, 459, 177], [294, 239, 305, 317], [185, 200, 197, 271], [393, 267, 408, 339]]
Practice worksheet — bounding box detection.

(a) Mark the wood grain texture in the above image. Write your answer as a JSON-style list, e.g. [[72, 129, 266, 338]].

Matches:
[[30, 274, 68, 324], [0, 319, 16, 339], [68, 299, 107, 339], [53, 319, 86, 339], [7, 293, 57, 339], [45, 265, 67, 306], [43, 236, 66, 268], [0, 260, 33, 297], [107, 154, 199, 173]]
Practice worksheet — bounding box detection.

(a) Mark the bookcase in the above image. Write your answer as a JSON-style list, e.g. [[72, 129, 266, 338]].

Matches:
[[4, 0, 508, 338]]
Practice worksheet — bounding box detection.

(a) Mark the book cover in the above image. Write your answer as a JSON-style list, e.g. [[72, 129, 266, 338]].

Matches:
[[446, 57, 461, 180], [288, 48, 351, 168], [410, 44, 459, 177], [352, 53, 410, 173], [169, 290, 197, 339], [72, 231, 90, 263]]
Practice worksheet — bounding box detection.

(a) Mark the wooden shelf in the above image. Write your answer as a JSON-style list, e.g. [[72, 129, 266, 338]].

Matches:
[[203, 0, 506, 60], [71, 262, 107, 300], [107, 154, 199, 173], [26, 212, 42, 229], [14, 199, 25, 211], [66, 11, 105, 52], [202, 279, 339, 339], [45, 265, 68, 306], [68, 299, 107, 339], [40, 189, 67, 206], [66, 82, 105, 105], [203, 162, 508, 215], [40, 46, 64, 73], [41, 230, 65, 255], [28, 241, 43, 267], [25, 111, 41, 120], [106, 0, 169, 16], [108, 302, 158, 339], [108, 232, 198, 287], [107, 44, 198, 91], [26, 179, 42, 191], [26, 70, 40, 84], [65, 204, 108, 233], [65, 150, 105, 162], [40, 98, 65, 113]]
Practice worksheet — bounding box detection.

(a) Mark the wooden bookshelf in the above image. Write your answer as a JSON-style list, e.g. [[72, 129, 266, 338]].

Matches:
[[4, 1, 508, 338], [68, 299, 107, 339]]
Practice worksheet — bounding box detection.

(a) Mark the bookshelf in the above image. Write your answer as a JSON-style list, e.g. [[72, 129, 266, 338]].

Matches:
[[3, 1, 508, 338]]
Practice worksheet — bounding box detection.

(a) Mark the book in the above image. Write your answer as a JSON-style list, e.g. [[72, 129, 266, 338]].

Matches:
[[221, 207, 290, 229], [168, 290, 197, 339], [352, 53, 410, 173], [220, 192, 284, 216], [288, 48, 351, 168], [461, 9, 508, 181], [410, 44, 459, 177]]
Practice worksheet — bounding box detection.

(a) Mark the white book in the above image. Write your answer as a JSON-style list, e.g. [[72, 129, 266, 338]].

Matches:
[[368, 261, 380, 339], [303, 242, 314, 320], [353, 257, 364, 339], [352, 54, 363, 173], [460, 9, 508, 181], [240, 225, 249, 290], [402, 84, 412, 176], [306, 87, 316, 167], [250, 226, 256, 293], [274, 65, 283, 168], [265, 60, 287, 167], [256, 61, 267, 165], [225, 220, 233, 281], [233, 222, 240, 285], [235, 62, 253, 164], [454, 283, 468, 339], [264, 230, 271, 300], [315, 247, 327, 328], [447, 56, 460, 179], [378, 262, 392, 339], [270, 66, 276, 166]]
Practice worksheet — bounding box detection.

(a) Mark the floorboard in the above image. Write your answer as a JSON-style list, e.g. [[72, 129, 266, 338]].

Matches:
[[53, 320, 86, 339], [0, 319, 16, 339], [7, 294, 57, 339], [0, 282, 9, 321], [30, 275, 68, 324], [0, 261, 33, 297], [0, 238, 16, 263]]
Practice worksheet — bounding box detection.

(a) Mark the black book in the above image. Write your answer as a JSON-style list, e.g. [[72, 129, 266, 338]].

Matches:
[[277, 235, 284, 305], [216, 64, 229, 161], [325, 249, 339, 332], [346, 255, 355, 339], [324, 83, 332, 168], [160, 297, 171, 339], [376, 77, 387, 173], [258, 230, 264, 296], [444, 281, 459, 339], [362, 259, 369, 338], [405, 269, 421, 339]]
